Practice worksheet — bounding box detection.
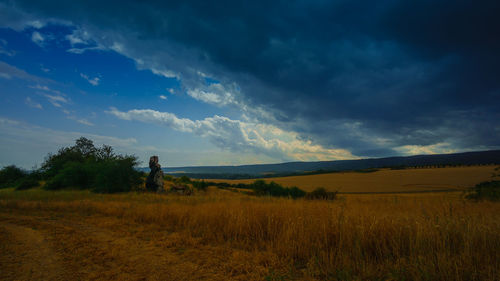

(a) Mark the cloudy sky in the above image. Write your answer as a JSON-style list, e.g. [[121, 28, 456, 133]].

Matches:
[[1, 0, 499, 169]]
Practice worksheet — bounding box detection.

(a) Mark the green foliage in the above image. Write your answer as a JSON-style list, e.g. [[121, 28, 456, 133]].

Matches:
[[92, 157, 143, 193], [288, 186, 307, 198], [466, 181, 500, 201], [45, 161, 93, 190], [200, 179, 306, 198], [15, 177, 40, 190], [0, 165, 28, 188], [41, 137, 143, 193], [41, 148, 85, 179], [178, 175, 191, 184], [305, 187, 337, 200], [192, 180, 208, 191], [252, 180, 281, 196], [245, 180, 306, 198]]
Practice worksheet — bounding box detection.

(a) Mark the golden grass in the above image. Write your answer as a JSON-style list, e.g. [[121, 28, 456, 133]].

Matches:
[[1, 187, 499, 280], [210, 165, 500, 192]]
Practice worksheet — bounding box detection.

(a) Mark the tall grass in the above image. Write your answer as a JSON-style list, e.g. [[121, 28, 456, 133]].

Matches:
[[1, 189, 498, 280]]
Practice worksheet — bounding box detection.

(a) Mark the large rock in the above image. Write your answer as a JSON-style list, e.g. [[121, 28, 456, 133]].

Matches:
[[146, 156, 164, 192]]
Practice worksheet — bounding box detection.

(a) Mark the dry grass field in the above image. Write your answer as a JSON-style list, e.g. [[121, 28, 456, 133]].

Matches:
[[1, 179, 499, 280], [210, 165, 500, 192]]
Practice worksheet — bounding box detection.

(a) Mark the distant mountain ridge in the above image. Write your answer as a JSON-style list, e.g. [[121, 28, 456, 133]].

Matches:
[[139, 150, 500, 177]]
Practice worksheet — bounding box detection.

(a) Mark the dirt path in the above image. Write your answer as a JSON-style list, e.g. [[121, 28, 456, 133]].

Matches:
[[0, 210, 268, 280], [0, 221, 68, 280]]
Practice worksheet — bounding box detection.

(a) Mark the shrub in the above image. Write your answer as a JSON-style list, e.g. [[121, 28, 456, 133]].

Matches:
[[15, 177, 40, 190], [44, 162, 93, 190], [288, 186, 307, 199], [41, 137, 143, 193], [192, 180, 208, 191], [215, 182, 232, 189], [466, 181, 500, 201], [93, 157, 143, 193], [249, 180, 306, 198], [252, 180, 275, 196], [305, 187, 337, 200], [0, 165, 27, 188], [41, 148, 86, 179], [177, 176, 192, 184]]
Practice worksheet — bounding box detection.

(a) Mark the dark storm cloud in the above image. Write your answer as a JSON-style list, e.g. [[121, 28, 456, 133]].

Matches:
[[3, 0, 499, 156]]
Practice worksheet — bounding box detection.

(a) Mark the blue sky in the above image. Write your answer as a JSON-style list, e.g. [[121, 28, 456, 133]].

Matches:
[[1, 1, 499, 169]]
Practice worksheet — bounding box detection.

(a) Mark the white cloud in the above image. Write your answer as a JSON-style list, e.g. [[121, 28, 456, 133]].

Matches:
[[188, 89, 230, 106], [67, 46, 105, 54], [0, 48, 14, 56], [0, 61, 45, 82], [64, 27, 106, 54], [25, 97, 43, 109], [186, 82, 238, 106], [167, 88, 175, 94], [27, 20, 44, 29], [43, 94, 69, 107], [80, 73, 100, 86], [0, 39, 15, 56], [31, 31, 44, 46], [395, 143, 458, 155], [159, 95, 167, 100], [107, 107, 355, 161], [0, 72, 11, 79], [150, 67, 178, 79], [67, 115, 94, 126], [30, 84, 50, 91], [28, 84, 70, 108], [66, 29, 90, 45]]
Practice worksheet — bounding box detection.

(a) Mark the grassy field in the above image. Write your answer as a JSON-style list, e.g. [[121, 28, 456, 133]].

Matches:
[[1, 183, 499, 280], [209, 165, 500, 193]]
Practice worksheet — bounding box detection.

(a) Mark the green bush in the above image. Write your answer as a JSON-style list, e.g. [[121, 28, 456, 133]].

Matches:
[[41, 137, 143, 193], [466, 181, 500, 201], [184, 179, 306, 198], [92, 157, 143, 193], [0, 165, 27, 188], [192, 180, 209, 191], [249, 180, 306, 198], [15, 177, 40, 190], [44, 161, 93, 190], [177, 175, 192, 184], [288, 186, 307, 199], [41, 149, 86, 179], [305, 187, 337, 200]]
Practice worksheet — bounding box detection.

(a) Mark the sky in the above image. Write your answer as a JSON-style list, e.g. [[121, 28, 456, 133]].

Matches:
[[0, 0, 499, 169]]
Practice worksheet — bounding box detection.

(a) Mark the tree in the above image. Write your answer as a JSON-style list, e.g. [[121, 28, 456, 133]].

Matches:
[[96, 145, 115, 160], [73, 137, 97, 157]]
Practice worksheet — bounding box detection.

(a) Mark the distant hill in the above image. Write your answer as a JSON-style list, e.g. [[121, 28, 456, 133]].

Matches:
[[139, 150, 500, 178]]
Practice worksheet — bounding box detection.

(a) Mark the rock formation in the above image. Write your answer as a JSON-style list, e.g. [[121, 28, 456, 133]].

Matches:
[[146, 156, 164, 192]]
